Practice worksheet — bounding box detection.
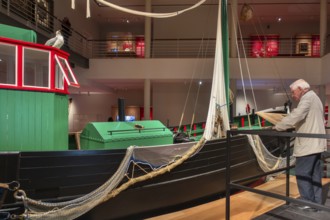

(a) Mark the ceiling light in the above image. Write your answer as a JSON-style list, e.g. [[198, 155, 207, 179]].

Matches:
[[277, 17, 282, 22]]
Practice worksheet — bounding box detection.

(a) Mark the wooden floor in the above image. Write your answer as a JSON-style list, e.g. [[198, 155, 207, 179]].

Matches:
[[147, 175, 330, 220]]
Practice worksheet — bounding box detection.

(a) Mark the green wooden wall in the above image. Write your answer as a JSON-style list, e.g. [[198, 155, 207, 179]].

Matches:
[[0, 90, 68, 151]]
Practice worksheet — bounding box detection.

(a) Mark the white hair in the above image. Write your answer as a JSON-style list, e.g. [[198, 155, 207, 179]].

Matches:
[[290, 79, 310, 90]]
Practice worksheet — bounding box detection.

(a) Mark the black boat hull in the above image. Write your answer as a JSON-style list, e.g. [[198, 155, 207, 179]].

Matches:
[[0, 135, 266, 219]]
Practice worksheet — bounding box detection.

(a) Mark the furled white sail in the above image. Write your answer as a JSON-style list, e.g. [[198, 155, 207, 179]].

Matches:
[[203, 2, 230, 140]]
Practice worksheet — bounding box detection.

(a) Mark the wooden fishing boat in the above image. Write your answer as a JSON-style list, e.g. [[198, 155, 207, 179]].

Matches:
[[0, 1, 286, 219]]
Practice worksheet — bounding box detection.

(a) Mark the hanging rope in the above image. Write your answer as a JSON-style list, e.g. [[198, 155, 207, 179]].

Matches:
[[95, 0, 206, 18]]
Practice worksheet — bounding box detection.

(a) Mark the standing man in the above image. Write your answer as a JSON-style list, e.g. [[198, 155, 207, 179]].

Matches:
[[61, 17, 72, 49], [274, 79, 327, 210]]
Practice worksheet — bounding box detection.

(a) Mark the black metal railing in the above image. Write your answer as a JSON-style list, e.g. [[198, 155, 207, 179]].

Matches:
[[225, 129, 330, 220], [0, 0, 91, 58]]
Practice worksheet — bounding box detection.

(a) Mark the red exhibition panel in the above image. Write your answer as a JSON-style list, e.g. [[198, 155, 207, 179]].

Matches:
[[135, 36, 145, 58], [251, 35, 279, 57], [311, 35, 320, 57]]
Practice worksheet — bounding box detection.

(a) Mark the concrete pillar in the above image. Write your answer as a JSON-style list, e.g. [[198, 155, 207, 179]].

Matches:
[[144, 0, 151, 58], [144, 79, 151, 120], [144, 0, 151, 120], [320, 0, 327, 56]]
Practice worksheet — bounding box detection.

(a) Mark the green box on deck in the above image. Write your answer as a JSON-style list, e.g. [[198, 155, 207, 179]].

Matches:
[[80, 120, 173, 150], [0, 24, 37, 42]]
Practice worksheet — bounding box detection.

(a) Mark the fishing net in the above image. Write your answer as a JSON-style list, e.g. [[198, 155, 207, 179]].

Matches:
[[247, 134, 296, 174], [19, 141, 203, 220]]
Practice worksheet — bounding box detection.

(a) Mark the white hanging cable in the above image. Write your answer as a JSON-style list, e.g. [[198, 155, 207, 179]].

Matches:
[[71, 0, 75, 9], [96, 0, 206, 18]]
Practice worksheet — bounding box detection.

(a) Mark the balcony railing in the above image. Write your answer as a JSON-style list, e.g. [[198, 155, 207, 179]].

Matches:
[[89, 37, 322, 58], [0, 0, 92, 58], [0, 0, 328, 60]]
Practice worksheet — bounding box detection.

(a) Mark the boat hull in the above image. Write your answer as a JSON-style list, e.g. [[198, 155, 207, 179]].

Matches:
[[0, 135, 265, 219]]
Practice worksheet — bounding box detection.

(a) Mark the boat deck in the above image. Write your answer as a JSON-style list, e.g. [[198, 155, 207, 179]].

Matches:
[[147, 175, 330, 220]]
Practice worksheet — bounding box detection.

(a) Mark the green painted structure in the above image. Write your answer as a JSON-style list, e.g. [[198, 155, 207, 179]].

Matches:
[[0, 25, 79, 152], [0, 24, 37, 43], [0, 90, 68, 151], [80, 120, 173, 150]]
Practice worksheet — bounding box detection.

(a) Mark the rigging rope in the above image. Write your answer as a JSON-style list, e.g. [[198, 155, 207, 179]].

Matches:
[[231, 8, 251, 127], [189, 81, 203, 137], [178, 2, 215, 133], [252, 10, 292, 102], [231, 4, 296, 177], [235, 6, 261, 127], [188, 1, 217, 136]]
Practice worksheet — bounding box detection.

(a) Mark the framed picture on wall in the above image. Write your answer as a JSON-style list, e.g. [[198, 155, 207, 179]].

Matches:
[[298, 43, 309, 54]]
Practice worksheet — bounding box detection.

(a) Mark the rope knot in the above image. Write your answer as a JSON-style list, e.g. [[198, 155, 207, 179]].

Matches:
[[14, 190, 26, 201]]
